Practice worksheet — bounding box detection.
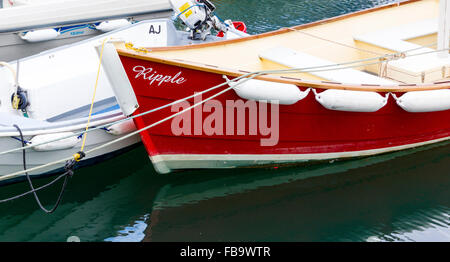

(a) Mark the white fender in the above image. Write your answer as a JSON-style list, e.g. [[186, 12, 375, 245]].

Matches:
[[314, 89, 389, 112], [393, 89, 450, 113], [95, 19, 131, 32], [106, 119, 137, 136], [30, 132, 79, 152], [228, 78, 310, 105], [20, 29, 60, 42]]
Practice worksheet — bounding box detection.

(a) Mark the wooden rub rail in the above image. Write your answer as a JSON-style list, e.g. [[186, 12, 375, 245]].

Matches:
[[118, 50, 450, 93]]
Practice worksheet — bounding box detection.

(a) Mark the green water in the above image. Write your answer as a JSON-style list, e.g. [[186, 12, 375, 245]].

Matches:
[[0, 0, 449, 242]]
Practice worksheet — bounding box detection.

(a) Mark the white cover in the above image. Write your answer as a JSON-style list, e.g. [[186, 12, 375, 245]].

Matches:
[[230, 78, 310, 105], [0, 0, 171, 32], [314, 89, 389, 112], [394, 89, 450, 113], [169, 0, 207, 30]]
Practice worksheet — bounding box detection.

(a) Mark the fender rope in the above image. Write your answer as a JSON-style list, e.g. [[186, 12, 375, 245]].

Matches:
[[0, 72, 264, 179]]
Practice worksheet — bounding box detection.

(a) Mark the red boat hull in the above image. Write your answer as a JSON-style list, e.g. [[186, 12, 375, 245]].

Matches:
[[118, 55, 450, 173]]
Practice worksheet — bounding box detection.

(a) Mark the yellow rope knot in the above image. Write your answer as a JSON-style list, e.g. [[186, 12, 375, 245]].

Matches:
[[12, 94, 20, 109], [73, 151, 86, 162], [125, 42, 150, 53], [393, 52, 406, 60]]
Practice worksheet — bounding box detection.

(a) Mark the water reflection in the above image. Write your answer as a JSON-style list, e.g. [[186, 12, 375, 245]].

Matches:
[[0, 140, 448, 242], [139, 142, 450, 242]]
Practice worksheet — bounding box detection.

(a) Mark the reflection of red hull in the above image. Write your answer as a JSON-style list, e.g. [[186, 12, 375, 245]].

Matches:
[[118, 55, 450, 173]]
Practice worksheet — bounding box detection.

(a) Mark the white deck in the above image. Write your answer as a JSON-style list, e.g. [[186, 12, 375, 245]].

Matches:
[[259, 46, 396, 85], [354, 18, 450, 82], [354, 19, 437, 53]]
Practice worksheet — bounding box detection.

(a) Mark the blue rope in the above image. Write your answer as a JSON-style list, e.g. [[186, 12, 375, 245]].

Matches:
[[213, 12, 230, 28], [79, 128, 110, 139], [11, 136, 30, 144], [77, 127, 109, 139]]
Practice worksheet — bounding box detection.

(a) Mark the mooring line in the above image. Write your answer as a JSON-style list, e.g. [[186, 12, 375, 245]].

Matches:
[[0, 125, 76, 213], [0, 72, 266, 180], [0, 55, 393, 157], [2, 45, 450, 159], [79, 38, 109, 155]]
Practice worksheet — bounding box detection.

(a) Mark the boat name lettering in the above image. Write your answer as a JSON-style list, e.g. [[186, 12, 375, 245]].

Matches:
[[133, 66, 186, 86], [149, 25, 161, 34]]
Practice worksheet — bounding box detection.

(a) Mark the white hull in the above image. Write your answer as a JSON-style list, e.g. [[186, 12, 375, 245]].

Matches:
[[0, 19, 185, 121], [0, 18, 225, 183], [0, 125, 141, 183], [0, 107, 143, 183]]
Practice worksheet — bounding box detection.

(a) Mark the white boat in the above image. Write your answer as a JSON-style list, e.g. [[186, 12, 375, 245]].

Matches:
[[0, 0, 172, 61], [0, 0, 248, 184]]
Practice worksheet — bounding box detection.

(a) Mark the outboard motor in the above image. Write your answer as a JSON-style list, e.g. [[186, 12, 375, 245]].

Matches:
[[169, 0, 229, 40]]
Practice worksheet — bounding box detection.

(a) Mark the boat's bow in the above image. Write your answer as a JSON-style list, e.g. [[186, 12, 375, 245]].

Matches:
[[102, 0, 450, 174]]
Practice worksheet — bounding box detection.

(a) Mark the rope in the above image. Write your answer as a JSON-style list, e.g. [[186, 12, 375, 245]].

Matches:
[[402, 41, 437, 52], [0, 61, 18, 86], [286, 26, 445, 79], [0, 59, 330, 159], [0, 173, 67, 203], [286, 27, 440, 59], [124, 42, 150, 54], [379, 59, 389, 78], [75, 37, 108, 162], [0, 73, 245, 158], [286, 27, 384, 56], [0, 72, 265, 179], [0, 124, 76, 213], [82, 73, 261, 157], [3, 41, 450, 179], [10, 136, 30, 144], [1, 155, 75, 182]]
